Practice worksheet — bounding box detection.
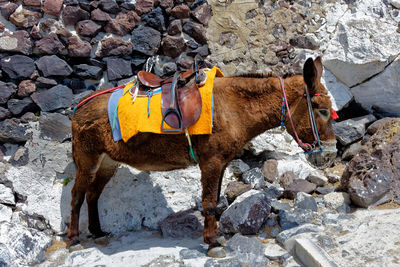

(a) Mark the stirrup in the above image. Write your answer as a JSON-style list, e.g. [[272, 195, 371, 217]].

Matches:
[[161, 108, 182, 132]]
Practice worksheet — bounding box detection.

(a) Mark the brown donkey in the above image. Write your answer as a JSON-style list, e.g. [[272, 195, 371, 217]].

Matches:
[[68, 57, 336, 250]]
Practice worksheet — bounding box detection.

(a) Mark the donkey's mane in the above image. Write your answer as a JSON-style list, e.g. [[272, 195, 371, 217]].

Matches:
[[233, 72, 301, 79]]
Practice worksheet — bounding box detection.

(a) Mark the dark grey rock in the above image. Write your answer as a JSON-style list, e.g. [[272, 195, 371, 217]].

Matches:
[[220, 190, 270, 235], [242, 167, 266, 189], [225, 234, 268, 267], [1, 55, 35, 79], [107, 58, 132, 81], [283, 179, 317, 199], [168, 19, 182, 35], [20, 112, 37, 123], [36, 55, 73, 77], [159, 209, 203, 238], [99, 0, 120, 14], [294, 192, 318, 211], [73, 64, 103, 79], [333, 114, 376, 146], [62, 5, 90, 25], [270, 199, 291, 213], [0, 107, 11, 120], [0, 119, 32, 143], [35, 33, 65, 55], [131, 55, 147, 67], [316, 186, 336, 195], [342, 142, 362, 161], [33, 85, 73, 112], [131, 25, 161, 56], [39, 112, 72, 142], [7, 98, 37, 116], [341, 118, 400, 208], [72, 90, 93, 107], [264, 184, 284, 199], [278, 209, 313, 231], [35, 77, 58, 89], [142, 7, 166, 32], [227, 159, 250, 178], [187, 45, 209, 57], [215, 195, 229, 220], [0, 81, 17, 105], [63, 79, 86, 92]]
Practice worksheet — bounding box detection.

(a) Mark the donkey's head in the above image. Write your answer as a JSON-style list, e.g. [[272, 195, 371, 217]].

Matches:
[[284, 57, 337, 167]]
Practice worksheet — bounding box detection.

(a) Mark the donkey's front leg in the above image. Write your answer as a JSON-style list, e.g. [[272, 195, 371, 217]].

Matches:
[[199, 159, 226, 249]]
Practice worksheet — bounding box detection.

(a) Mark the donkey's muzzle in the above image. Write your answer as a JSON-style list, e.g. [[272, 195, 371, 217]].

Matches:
[[306, 140, 337, 169]]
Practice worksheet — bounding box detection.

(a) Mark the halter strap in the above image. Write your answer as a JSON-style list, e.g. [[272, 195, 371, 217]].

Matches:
[[279, 77, 313, 152]]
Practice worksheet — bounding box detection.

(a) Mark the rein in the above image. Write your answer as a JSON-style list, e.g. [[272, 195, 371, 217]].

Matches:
[[279, 77, 337, 154]]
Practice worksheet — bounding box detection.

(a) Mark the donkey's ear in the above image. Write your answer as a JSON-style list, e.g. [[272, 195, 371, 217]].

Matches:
[[314, 56, 323, 80], [303, 57, 318, 90]]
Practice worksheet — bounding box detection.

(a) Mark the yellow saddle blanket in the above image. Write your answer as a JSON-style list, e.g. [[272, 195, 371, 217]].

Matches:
[[118, 66, 224, 142]]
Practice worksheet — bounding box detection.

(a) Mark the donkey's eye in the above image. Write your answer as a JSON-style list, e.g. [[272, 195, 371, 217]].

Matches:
[[318, 109, 329, 118]]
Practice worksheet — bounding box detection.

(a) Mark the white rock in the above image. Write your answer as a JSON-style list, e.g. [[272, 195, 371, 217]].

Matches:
[[389, 0, 400, 9], [0, 204, 12, 223], [247, 127, 317, 180], [264, 240, 289, 261], [0, 184, 15, 205], [323, 192, 350, 211], [291, 238, 338, 267], [323, 8, 400, 87], [351, 56, 400, 116], [0, 222, 52, 266]]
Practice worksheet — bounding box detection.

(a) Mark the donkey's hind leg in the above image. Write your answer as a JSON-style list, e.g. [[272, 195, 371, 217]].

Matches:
[[67, 153, 103, 245], [86, 155, 118, 238]]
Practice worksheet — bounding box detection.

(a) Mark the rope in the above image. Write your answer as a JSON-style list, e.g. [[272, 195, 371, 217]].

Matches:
[[279, 78, 313, 152], [73, 84, 126, 113]]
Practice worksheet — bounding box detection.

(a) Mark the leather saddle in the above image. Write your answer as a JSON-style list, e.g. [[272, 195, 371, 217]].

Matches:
[[137, 56, 206, 132]]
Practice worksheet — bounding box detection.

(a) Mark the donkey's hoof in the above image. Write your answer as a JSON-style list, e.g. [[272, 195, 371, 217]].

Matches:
[[207, 247, 226, 258], [67, 237, 80, 248], [90, 230, 110, 239]]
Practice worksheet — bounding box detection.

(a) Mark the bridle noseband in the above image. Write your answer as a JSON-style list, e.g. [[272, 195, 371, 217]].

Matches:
[[279, 77, 337, 154]]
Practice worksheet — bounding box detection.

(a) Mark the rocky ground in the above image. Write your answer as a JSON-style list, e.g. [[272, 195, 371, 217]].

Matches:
[[1, 116, 400, 266]]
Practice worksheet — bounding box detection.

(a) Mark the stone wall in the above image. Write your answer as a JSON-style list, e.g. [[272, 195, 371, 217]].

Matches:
[[206, 0, 400, 115], [0, 0, 212, 137]]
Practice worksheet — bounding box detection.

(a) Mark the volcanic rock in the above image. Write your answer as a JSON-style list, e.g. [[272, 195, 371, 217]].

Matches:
[[131, 25, 161, 56], [42, 0, 63, 17], [161, 35, 186, 58], [76, 20, 102, 37], [9, 8, 42, 28], [62, 6, 90, 26], [107, 58, 132, 81], [283, 179, 317, 199], [220, 190, 271, 235], [1, 55, 35, 79], [341, 118, 400, 207], [35, 55, 73, 77], [67, 36, 92, 58], [35, 33, 64, 55], [192, 4, 212, 25], [18, 80, 36, 97], [183, 21, 207, 44], [97, 37, 132, 57], [0, 81, 17, 104]]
